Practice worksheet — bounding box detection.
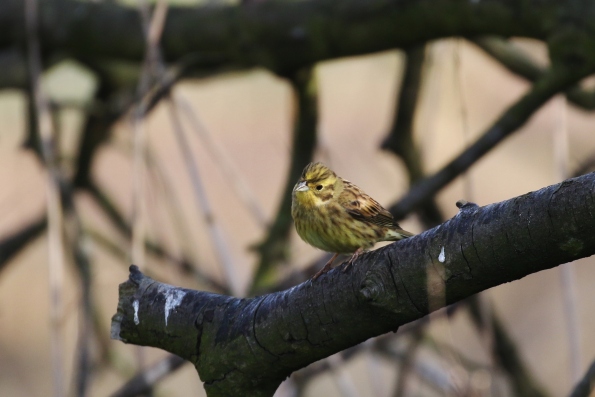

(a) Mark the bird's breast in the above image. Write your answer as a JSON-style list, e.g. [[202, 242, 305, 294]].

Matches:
[[292, 200, 378, 254]]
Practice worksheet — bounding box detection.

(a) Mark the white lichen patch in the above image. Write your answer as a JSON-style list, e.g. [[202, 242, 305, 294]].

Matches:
[[164, 288, 186, 327], [133, 300, 140, 325], [438, 246, 446, 263]]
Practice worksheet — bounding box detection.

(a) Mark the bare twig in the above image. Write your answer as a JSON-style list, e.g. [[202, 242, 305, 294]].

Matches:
[[453, 39, 474, 201], [25, 0, 66, 395], [72, 57, 188, 191], [68, 211, 94, 397], [167, 99, 241, 295], [144, 147, 204, 273], [85, 182, 227, 293], [175, 95, 269, 228], [131, 0, 168, 271]]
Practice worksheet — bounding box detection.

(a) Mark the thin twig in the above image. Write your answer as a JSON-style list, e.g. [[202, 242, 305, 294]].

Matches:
[[175, 94, 269, 228], [72, 57, 188, 190], [137, 0, 241, 297], [68, 208, 94, 397], [25, 17, 98, 393], [144, 147, 204, 272], [167, 98, 241, 295], [131, 0, 168, 272], [25, 0, 66, 395], [84, 187, 228, 293], [453, 39, 474, 201]]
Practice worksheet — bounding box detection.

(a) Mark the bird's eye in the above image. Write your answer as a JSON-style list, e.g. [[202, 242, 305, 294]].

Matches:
[[316, 185, 323, 191]]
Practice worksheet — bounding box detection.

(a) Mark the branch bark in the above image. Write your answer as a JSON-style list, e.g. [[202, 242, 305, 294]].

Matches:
[[112, 172, 595, 396]]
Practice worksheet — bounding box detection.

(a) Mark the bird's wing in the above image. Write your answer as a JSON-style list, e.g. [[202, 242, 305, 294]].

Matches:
[[340, 181, 397, 228]]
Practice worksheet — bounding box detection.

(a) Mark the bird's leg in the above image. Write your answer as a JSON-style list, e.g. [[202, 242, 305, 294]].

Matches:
[[312, 253, 339, 280], [342, 247, 364, 273]]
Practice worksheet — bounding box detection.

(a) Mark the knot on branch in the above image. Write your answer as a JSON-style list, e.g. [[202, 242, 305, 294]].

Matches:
[[456, 199, 478, 210], [359, 253, 405, 315], [548, 26, 595, 73], [129, 264, 144, 284], [360, 275, 382, 302]]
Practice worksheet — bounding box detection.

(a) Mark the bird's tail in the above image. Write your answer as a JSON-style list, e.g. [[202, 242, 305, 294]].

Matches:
[[387, 226, 415, 240]]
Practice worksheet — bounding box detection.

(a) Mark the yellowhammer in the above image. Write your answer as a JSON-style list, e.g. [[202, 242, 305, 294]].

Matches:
[[291, 162, 414, 280]]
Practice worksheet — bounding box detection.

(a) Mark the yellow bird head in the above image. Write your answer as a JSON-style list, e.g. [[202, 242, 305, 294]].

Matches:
[[293, 162, 341, 207]]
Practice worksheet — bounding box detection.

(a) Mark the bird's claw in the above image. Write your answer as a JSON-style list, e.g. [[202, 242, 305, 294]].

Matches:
[[342, 248, 363, 273], [311, 262, 332, 280], [310, 253, 339, 281]]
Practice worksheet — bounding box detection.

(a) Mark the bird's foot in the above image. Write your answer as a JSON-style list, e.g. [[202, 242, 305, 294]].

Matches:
[[312, 253, 339, 280], [342, 248, 364, 273]]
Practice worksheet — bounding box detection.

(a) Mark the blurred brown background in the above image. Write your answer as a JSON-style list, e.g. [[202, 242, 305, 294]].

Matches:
[[1, 33, 595, 396]]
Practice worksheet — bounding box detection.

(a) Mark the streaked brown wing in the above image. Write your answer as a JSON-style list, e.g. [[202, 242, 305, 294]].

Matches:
[[339, 180, 396, 228]]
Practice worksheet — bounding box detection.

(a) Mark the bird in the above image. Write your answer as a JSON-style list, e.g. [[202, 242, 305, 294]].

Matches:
[[291, 162, 414, 280]]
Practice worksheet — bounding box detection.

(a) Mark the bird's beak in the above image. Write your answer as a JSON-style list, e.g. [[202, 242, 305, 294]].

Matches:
[[294, 181, 309, 192]]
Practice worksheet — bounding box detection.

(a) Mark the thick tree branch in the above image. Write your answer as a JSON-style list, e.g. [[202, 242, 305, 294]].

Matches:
[[0, 0, 579, 75], [112, 172, 595, 397]]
